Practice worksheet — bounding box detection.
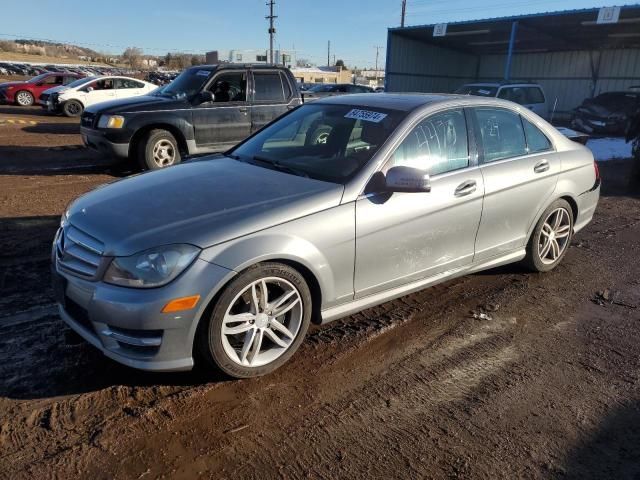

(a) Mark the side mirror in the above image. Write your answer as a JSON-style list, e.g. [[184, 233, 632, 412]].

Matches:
[[85, 86, 94, 93], [195, 91, 214, 104], [385, 166, 431, 193]]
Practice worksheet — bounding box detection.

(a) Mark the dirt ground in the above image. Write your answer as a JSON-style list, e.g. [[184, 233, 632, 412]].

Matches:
[[1, 106, 640, 480]]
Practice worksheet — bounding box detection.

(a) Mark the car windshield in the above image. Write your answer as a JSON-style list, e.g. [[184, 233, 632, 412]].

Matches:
[[308, 84, 338, 93], [28, 73, 52, 84], [455, 85, 498, 97], [228, 103, 404, 184], [152, 68, 211, 99]]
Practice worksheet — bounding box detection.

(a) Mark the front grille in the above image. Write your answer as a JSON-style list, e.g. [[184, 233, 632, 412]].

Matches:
[[81, 112, 96, 128], [56, 225, 105, 279]]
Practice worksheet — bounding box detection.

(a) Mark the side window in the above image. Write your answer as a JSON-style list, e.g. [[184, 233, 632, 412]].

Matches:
[[210, 72, 247, 102], [63, 76, 76, 85], [522, 117, 552, 153], [42, 76, 59, 85], [115, 78, 145, 89], [389, 109, 469, 175], [279, 72, 292, 99], [474, 108, 527, 163], [498, 87, 527, 105], [253, 72, 285, 102]]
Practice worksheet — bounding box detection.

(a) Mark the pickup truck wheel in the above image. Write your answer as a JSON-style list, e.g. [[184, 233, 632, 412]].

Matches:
[[15, 90, 34, 106], [63, 100, 83, 117], [138, 129, 181, 170], [196, 262, 312, 378]]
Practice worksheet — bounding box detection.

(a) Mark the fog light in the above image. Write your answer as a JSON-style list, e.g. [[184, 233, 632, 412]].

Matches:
[[161, 295, 200, 313]]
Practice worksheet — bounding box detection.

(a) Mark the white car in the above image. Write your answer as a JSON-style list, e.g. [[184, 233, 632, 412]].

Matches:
[[455, 82, 548, 119], [40, 76, 156, 117]]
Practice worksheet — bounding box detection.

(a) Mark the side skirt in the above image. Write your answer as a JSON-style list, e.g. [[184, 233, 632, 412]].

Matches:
[[319, 249, 526, 324]]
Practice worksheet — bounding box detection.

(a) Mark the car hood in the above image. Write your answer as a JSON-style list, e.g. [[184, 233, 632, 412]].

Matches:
[[576, 103, 615, 118], [66, 157, 344, 256], [85, 94, 188, 114]]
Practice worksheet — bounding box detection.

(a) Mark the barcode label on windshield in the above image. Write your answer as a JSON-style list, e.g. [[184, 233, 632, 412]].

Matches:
[[196, 70, 210, 76], [344, 109, 387, 123]]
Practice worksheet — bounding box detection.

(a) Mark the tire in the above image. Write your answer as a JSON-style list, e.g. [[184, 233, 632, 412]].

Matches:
[[523, 199, 574, 272], [197, 262, 312, 378], [137, 129, 181, 170], [62, 100, 83, 117], [14, 90, 34, 106]]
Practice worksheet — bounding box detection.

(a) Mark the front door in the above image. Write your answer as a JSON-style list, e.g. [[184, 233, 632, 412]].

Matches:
[[471, 107, 560, 261], [355, 108, 484, 298], [192, 70, 251, 150], [83, 78, 116, 107]]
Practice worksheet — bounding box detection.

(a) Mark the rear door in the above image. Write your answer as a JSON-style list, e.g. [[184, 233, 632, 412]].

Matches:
[[192, 70, 251, 150], [471, 106, 559, 262], [114, 78, 147, 100], [250, 70, 296, 133], [355, 107, 484, 297]]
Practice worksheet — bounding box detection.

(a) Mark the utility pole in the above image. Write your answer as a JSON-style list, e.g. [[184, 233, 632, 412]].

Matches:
[[374, 45, 383, 85], [327, 40, 330, 67], [266, 1, 277, 64], [401, 0, 407, 27]]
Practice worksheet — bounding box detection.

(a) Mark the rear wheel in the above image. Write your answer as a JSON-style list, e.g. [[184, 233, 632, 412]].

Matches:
[[138, 129, 181, 170], [524, 199, 574, 272], [63, 100, 83, 117], [197, 262, 312, 378], [15, 90, 34, 106]]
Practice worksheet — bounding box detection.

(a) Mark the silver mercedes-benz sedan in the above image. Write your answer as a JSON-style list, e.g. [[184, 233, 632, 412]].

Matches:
[[52, 94, 600, 378]]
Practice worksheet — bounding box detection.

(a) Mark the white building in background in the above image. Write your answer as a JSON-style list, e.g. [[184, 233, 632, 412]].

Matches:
[[226, 49, 296, 66]]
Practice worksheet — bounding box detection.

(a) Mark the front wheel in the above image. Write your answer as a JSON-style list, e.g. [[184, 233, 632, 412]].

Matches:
[[63, 100, 83, 117], [15, 90, 34, 106], [138, 129, 181, 170], [524, 199, 574, 272], [197, 262, 312, 378]]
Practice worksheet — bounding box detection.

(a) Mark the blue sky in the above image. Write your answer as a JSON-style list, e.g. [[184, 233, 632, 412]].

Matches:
[[1, 1, 638, 68]]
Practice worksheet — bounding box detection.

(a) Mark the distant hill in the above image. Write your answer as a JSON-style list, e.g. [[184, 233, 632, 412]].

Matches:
[[0, 39, 112, 63]]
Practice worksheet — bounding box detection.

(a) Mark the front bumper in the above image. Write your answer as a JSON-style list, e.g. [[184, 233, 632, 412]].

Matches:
[[53, 251, 236, 371], [81, 126, 131, 158]]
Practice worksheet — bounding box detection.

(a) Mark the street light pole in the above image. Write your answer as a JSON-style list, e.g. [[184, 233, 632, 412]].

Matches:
[[401, 0, 407, 27]]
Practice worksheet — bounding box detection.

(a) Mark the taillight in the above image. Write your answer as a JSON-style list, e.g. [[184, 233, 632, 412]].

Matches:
[[594, 161, 600, 182]]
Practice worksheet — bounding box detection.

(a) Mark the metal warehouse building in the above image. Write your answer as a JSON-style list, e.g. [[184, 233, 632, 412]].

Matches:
[[385, 5, 640, 120]]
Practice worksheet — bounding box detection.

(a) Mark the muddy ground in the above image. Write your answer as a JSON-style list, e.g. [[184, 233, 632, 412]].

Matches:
[[1, 106, 640, 479]]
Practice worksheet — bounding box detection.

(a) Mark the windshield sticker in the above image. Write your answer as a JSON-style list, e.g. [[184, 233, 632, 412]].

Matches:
[[344, 109, 388, 123], [196, 70, 210, 76]]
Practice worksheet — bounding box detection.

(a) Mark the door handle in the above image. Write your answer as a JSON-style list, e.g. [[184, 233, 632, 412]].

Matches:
[[238, 107, 248, 114], [534, 159, 550, 173], [454, 180, 477, 197]]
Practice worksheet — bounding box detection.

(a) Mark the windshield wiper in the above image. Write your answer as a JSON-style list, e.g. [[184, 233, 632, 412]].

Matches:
[[251, 155, 309, 178]]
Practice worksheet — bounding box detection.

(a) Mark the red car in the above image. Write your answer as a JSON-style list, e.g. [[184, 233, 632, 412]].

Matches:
[[0, 72, 83, 106]]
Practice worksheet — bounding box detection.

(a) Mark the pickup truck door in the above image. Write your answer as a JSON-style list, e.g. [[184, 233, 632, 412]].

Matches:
[[250, 70, 297, 133], [192, 70, 251, 151]]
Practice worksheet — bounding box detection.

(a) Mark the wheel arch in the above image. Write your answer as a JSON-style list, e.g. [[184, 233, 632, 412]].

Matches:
[[525, 193, 579, 245], [129, 123, 189, 159]]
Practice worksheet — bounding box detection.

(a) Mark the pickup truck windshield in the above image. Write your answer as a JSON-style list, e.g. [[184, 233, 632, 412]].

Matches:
[[229, 104, 403, 184], [153, 69, 211, 99]]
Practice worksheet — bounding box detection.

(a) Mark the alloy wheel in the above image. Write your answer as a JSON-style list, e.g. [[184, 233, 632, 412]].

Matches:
[[538, 207, 571, 265], [220, 277, 303, 368], [16, 91, 32, 106], [152, 139, 176, 167]]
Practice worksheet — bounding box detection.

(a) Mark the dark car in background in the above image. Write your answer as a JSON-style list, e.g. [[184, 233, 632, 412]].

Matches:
[[81, 64, 302, 170], [302, 83, 374, 101], [571, 91, 640, 135]]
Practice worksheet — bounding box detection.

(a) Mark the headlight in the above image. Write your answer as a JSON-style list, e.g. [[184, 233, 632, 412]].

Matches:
[[103, 244, 200, 288], [98, 115, 125, 129]]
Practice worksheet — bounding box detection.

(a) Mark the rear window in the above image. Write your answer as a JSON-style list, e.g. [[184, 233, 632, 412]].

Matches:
[[455, 85, 498, 97], [254, 72, 285, 102]]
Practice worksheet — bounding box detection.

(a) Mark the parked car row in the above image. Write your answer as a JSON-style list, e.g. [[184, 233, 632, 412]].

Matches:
[[0, 61, 134, 77], [146, 71, 180, 86]]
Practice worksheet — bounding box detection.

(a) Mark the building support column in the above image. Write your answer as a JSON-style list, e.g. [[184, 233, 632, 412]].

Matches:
[[504, 21, 518, 80]]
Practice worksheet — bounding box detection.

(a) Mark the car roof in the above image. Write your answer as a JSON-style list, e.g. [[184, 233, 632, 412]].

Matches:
[[189, 63, 291, 72], [463, 82, 542, 88], [314, 93, 466, 112]]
